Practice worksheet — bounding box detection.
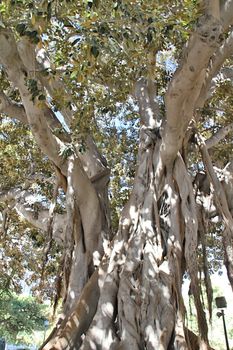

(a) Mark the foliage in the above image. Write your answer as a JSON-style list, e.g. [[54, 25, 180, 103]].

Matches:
[[0, 290, 48, 344], [0, 0, 233, 347], [0, 0, 231, 297], [185, 281, 233, 350]]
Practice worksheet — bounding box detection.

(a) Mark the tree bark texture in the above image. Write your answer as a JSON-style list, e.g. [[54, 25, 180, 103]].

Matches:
[[0, 2, 233, 349]]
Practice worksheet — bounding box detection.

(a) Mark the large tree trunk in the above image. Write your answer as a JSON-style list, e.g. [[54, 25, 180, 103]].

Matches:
[[41, 77, 210, 350], [1, 2, 233, 349]]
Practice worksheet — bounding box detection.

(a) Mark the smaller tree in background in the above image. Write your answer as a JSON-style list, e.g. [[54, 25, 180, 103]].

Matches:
[[185, 280, 233, 350], [0, 289, 48, 345]]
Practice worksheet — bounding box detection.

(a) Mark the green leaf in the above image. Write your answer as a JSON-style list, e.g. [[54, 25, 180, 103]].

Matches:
[[146, 28, 153, 43], [59, 144, 74, 159], [38, 94, 46, 101], [0, 3, 6, 13], [47, 1, 52, 20], [16, 23, 27, 36], [90, 45, 99, 58], [79, 143, 86, 154], [98, 23, 109, 35], [71, 70, 78, 79]]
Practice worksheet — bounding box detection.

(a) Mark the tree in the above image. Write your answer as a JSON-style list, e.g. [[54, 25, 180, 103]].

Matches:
[[0, 0, 233, 349], [0, 290, 47, 344]]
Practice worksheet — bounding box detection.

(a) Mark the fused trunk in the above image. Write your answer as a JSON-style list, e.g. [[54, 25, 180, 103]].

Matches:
[[0, 2, 233, 350], [42, 80, 209, 350]]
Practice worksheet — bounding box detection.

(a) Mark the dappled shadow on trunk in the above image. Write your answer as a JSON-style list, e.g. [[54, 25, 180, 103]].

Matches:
[[42, 138, 213, 350], [1, 10, 232, 348], [41, 80, 213, 350]]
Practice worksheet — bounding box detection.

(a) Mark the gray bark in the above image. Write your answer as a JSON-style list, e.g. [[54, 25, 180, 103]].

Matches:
[[0, 2, 233, 350]]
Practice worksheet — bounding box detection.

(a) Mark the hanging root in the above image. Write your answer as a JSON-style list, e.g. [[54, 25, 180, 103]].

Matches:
[[197, 205, 213, 321], [174, 155, 209, 345], [39, 177, 59, 291], [197, 133, 233, 291], [42, 262, 107, 350]]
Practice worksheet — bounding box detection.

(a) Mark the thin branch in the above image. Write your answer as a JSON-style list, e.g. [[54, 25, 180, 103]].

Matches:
[[214, 31, 233, 72], [206, 122, 233, 149], [0, 208, 9, 235], [0, 90, 70, 144], [0, 186, 66, 243], [0, 92, 27, 123]]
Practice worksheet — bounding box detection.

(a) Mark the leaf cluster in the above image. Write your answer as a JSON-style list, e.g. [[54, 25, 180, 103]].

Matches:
[[0, 290, 48, 344], [0, 0, 232, 309]]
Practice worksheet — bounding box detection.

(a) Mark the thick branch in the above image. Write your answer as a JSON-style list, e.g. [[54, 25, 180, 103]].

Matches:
[[0, 29, 109, 266], [0, 30, 110, 196], [174, 155, 209, 342], [163, 9, 222, 166], [67, 155, 103, 259], [79, 135, 109, 179], [203, 0, 220, 18], [220, 0, 233, 29], [182, 30, 233, 150], [0, 29, 66, 172], [134, 78, 161, 129], [197, 30, 233, 108]]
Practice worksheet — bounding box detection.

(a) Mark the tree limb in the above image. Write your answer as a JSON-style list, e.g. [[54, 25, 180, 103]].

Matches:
[[196, 30, 233, 108], [163, 6, 222, 167], [182, 30, 233, 150], [0, 30, 108, 266], [0, 28, 66, 173], [0, 92, 27, 123], [134, 78, 161, 129], [42, 265, 105, 350], [206, 122, 233, 149], [197, 133, 233, 289], [0, 187, 66, 244], [220, 0, 233, 30]]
